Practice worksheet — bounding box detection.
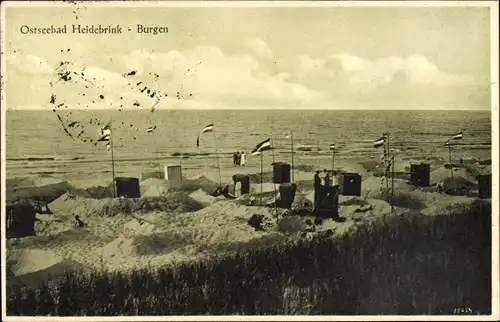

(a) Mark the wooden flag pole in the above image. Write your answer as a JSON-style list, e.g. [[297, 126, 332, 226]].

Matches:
[[382, 136, 387, 195], [148, 116, 161, 175], [391, 155, 395, 213], [331, 147, 335, 176], [290, 130, 295, 183], [153, 135, 161, 176], [260, 152, 263, 206], [448, 143, 453, 179], [212, 127, 222, 185], [110, 119, 116, 198], [271, 139, 278, 223], [385, 133, 390, 195]]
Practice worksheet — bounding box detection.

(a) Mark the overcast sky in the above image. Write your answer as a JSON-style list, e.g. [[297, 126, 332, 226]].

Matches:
[[3, 3, 493, 110]]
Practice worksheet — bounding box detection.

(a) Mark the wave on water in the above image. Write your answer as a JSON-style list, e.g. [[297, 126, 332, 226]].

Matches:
[[7, 157, 56, 162], [28, 171, 70, 176], [7, 156, 86, 162], [464, 146, 492, 150], [410, 131, 460, 136], [170, 152, 222, 157]]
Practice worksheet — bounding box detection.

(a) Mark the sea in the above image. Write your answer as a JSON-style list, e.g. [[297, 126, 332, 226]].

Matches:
[[4, 109, 492, 183]]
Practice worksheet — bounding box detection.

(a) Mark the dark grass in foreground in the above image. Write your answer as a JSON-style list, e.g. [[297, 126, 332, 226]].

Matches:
[[7, 200, 491, 315]]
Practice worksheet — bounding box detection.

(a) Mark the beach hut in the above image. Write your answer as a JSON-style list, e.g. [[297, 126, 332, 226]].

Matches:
[[6, 201, 37, 239]]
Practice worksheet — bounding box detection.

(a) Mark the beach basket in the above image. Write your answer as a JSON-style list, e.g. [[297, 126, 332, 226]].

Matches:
[[477, 174, 492, 199], [233, 174, 251, 195], [6, 201, 36, 239], [315, 185, 340, 218], [115, 177, 141, 198], [278, 183, 297, 209], [410, 163, 431, 187], [272, 162, 291, 184], [165, 165, 183, 182], [339, 173, 362, 196]]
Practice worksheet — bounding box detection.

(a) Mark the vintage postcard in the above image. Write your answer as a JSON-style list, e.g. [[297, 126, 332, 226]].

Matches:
[[1, 0, 498, 320]]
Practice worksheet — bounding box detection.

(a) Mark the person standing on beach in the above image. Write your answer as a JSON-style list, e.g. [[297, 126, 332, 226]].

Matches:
[[314, 171, 322, 211], [321, 169, 329, 186], [240, 151, 246, 167], [233, 152, 237, 166], [324, 172, 332, 187], [236, 152, 241, 166]]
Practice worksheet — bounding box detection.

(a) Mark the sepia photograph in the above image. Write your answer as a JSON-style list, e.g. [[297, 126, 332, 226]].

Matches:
[[1, 0, 498, 319]]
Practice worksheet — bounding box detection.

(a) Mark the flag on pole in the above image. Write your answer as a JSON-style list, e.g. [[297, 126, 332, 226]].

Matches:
[[146, 125, 157, 133], [196, 123, 214, 147], [373, 136, 385, 148], [251, 138, 272, 156], [97, 122, 111, 142], [451, 131, 463, 140], [444, 132, 463, 146], [329, 143, 335, 150], [96, 122, 112, 150]]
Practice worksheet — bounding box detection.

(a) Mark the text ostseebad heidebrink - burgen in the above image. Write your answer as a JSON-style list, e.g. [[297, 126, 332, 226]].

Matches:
[[19, 24, 169, 35]]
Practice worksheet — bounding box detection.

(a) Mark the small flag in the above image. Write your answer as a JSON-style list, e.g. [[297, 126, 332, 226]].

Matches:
[[373, 136, 385, 148], [200, 124, 214, 134], [451, 132, 463, 140], [329, 143, 335, 150], [146, 125, 156, 133], [196, 123, 214, 147], [251, 138, 272, 156], [444, 140, 450, 146], [106, 143, 111, 151], [97, 122, 111, 142]]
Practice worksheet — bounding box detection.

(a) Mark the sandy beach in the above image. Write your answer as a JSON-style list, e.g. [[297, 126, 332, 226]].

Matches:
[[5, 149, 491, 288]]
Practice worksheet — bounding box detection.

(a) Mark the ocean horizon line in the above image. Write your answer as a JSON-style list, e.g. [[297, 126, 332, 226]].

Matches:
[[5, 107, 492, 112]]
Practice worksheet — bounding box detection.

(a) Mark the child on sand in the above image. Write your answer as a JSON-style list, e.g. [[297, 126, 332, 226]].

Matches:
[[74, 215, 85, 228]]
